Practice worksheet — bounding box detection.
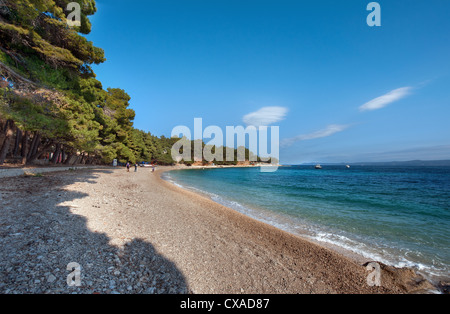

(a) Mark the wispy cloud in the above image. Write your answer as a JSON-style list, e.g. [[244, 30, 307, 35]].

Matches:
[[281, 124, 350, 148], [243, 106, 288, 127], [359, 87, 413, 112]]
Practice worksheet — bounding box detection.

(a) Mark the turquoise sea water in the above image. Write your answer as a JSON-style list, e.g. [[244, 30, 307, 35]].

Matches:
[[163, 166, 450, 282]]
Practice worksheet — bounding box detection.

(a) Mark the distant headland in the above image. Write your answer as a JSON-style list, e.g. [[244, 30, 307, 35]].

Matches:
[[296, 160, 450, 167]]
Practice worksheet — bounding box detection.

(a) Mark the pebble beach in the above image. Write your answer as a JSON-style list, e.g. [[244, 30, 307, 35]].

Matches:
[[0, 166, 436, 294]]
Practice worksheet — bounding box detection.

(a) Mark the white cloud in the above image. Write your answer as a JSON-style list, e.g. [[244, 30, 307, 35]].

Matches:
[[243, 106, 288, 127], [281, 124, 350, 147], [359, 87, 413, 112]]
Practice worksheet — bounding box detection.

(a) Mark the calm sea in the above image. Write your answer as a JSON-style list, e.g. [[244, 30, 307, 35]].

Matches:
[[163, 166, 450, 282]]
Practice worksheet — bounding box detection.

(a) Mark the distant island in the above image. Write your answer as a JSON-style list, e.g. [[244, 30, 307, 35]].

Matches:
[[297, 160, 450, 167]]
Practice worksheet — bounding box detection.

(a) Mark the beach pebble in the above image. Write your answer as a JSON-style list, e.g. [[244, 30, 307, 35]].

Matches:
[[47, 275, 57, 283]]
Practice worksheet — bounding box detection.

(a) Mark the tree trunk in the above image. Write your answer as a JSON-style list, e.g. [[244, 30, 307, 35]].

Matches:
[[1, 119, 8, 133], [64, 152, 74, 165], [27, 132, 40, 160], [86, 156, 94, 165], [28, 140, 52, 165], [51, 143, 61, 164], [80, 153, 87, 165], [72, 155, 81, 165], [13, 128, 22, 156], [0, 120, 15, 165], [20, 131, 29, 165], [31, 133, 41, 159]]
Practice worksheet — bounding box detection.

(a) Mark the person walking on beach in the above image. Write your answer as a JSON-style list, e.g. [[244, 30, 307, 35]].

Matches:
[[134, 163, 138, 172], [126, 162, 130, 172]]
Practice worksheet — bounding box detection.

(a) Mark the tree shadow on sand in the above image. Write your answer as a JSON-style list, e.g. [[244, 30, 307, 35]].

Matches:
[[0, 169, 189, 294]]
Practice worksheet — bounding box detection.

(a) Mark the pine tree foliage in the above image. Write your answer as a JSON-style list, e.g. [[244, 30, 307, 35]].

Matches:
[[0, 0, 261, 166]]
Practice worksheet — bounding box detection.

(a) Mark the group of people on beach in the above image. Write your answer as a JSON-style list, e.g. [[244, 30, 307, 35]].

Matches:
[[126, 162, 156, 173], [125, 162, 138, 172]]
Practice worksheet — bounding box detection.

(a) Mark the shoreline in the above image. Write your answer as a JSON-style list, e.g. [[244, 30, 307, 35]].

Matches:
[[159, 167, 370, 263], [154, 166, 440, 293], [158, 166, 372, 265], [158, 166, 445, 292], [0, 166, 440, 294]]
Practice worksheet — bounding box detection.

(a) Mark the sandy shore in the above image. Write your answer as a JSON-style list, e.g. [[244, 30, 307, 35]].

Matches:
[[0, 166, 436, 294]]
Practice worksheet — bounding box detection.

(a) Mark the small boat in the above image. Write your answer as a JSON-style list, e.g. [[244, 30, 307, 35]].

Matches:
[[315, 165, 322, 169], [346, 165, 351, 169]]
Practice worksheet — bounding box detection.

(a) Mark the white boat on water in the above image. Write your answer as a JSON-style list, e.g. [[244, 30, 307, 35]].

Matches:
[[346, 165, 351, 169], [315, 165, 322, 169]]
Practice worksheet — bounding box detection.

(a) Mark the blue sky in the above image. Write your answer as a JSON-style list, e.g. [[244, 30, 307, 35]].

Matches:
[[87, 0, 450, 164]]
